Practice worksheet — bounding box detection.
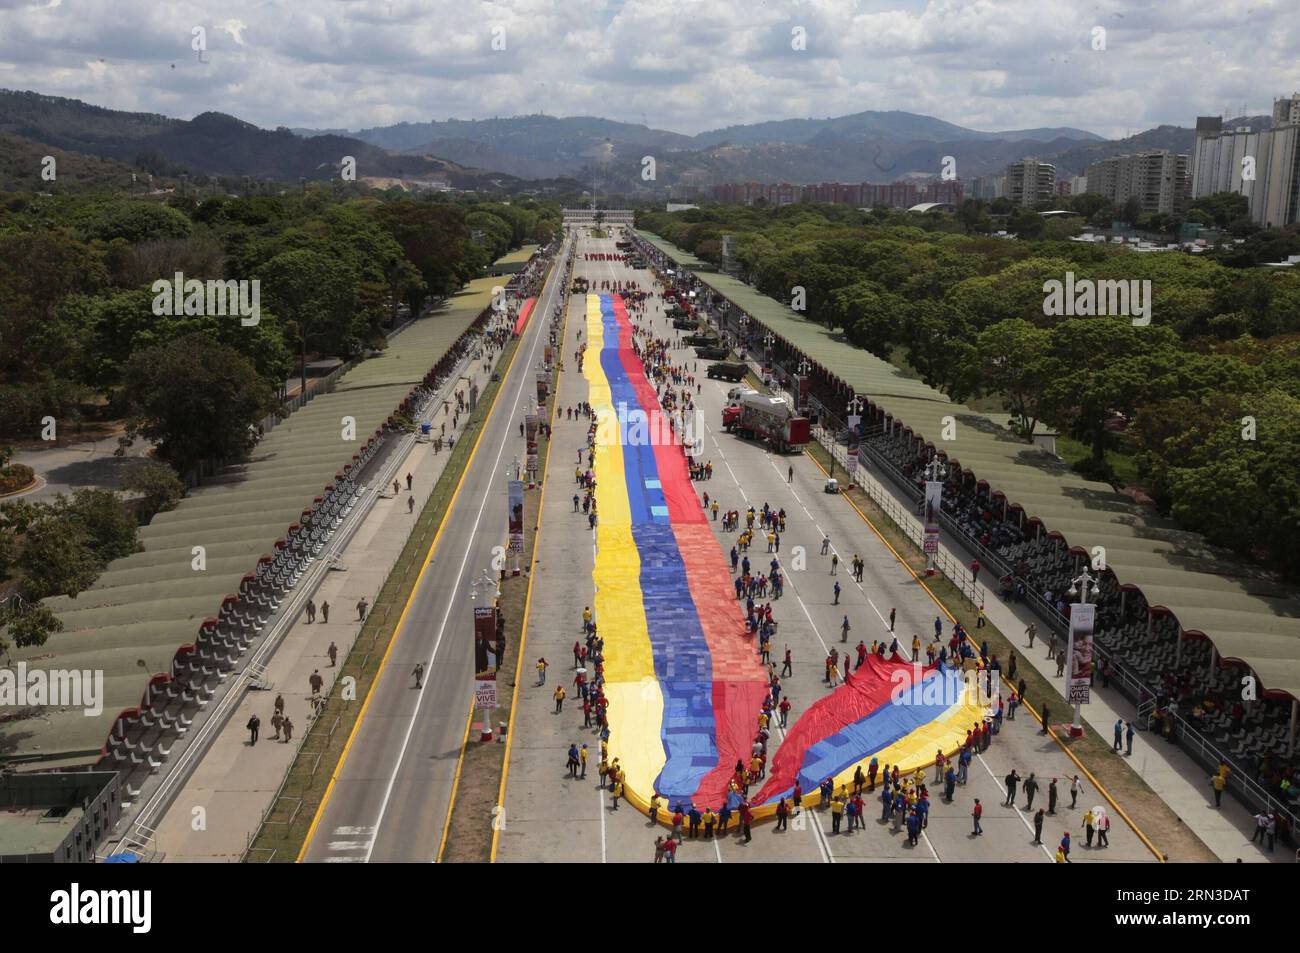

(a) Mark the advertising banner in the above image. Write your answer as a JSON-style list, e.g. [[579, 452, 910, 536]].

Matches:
[[924, 480, 944, 530], [536, 369, 549, 403], [474, 605, 498, 708], [507, 480, 525, 555], [1067, 603, 1095, 706], [923, 530, 940, 554], [525, 414, 539, 472]]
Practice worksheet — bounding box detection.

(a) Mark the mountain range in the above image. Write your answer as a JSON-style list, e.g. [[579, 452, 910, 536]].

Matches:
[[0, 88, 1272, 196]]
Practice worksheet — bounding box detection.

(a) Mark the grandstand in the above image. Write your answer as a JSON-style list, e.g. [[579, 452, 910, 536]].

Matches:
[[633, 230, 1300, 834], [2, 277, 504, 793]]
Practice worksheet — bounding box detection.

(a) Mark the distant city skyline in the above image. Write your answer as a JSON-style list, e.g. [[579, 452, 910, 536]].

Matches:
[[0, 0, 1296, 139]]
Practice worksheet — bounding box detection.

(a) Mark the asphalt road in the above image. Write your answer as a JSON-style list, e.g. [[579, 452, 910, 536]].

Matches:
[[301, 237, 570, 863]]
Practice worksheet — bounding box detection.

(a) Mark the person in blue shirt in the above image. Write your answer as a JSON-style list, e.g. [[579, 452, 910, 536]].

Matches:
[[958, 747, 971, 784], [944, 766, 957, 802], [880, 786, 893, 822], [906, 809, 921, 846]]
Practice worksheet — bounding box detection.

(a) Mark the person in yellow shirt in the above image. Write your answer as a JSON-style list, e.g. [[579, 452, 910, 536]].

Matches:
[[553, 685, 566, 713], [1211, 770, 1227, 807], [702, 809, 717, 839], [649, 794, 661, 826], [830, 795, 845, 834], [610, 779, 624, 810], [1055, 847, 1066, 863]]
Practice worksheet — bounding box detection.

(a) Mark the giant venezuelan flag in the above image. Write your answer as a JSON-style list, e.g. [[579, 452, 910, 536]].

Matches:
[[585, 293, 983, 816]]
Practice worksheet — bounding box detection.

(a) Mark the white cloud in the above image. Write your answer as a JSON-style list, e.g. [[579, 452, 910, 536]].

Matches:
[[0, 0, 1295, 138]]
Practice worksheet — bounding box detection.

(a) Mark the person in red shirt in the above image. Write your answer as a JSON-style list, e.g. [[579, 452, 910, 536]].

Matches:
[[856, 640, 868, 669], [739, 801, 754, 842], [778, 696, 791, 728], [662, 835, 678, 863]]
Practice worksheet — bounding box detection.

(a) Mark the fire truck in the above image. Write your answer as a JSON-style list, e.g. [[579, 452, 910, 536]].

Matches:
[[721, 392, 811, 453]]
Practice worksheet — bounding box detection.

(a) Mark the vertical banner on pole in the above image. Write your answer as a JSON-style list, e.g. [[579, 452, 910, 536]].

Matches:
[[525, 414, 539, 475], [507, 479, 525, 557], [536, 369, 549, 403], [1067, 603, 1095, 706], [923, 480, 943, 563], [474, 605, 498, 740]]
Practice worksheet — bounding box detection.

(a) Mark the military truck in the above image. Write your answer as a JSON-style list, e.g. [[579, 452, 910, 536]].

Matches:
[[706, 361, 748, 382]]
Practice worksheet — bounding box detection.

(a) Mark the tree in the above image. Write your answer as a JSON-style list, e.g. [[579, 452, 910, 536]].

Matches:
[[17, 516, 100, 600], [257, 248, 359, 395], [63, 489, 140, 565], [0, 599, 63, 653], [122, 333, 277, 475], [122, 459, 185, 522], [972, 319, 1053, 438]]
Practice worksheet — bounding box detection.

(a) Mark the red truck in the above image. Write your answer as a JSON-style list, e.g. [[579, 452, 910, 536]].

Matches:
[[722, 393, 811, 454]]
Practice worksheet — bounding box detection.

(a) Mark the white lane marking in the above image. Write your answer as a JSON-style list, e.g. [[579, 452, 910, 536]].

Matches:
[[363, 237, 570, 864]]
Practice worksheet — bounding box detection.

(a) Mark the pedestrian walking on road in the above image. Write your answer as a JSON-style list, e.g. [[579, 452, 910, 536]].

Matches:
[[1023, 773, 1039, 810], [1113, 719, 1124, 751], [830, 553, 838, 575], [1004, 769, 1020, 806], [320, 600, 330, 623], [788, 465, 793, 483], [1048, 778, 1059, 815], [781, 645, 793, 677], [1026, 622, 1036, 648], [413, 662, 425, 689], [971, 798, 983, 836], [840, 616, 851, 643], [1069, 775, 1083, 809], [821, 535, 830, 556], [328, 641, 338, 666], [554, 685, 566, 713], [270, 711, 283, 740], [406, 472, 413, 491], [1033, 808, 1045, 844], [889, 607, 896, 632], [305, 599, 316, 623], [408, 496, 415, 514], [247, 713, 260, 745], [833, 580, 841, 605], [536, 657, 548, 686], [1125, 720, 1135, 756], [282, 716, 294, 743], [309, 669, 323, 695], [1040, 703, 1051, 734], [356, 597, 368, 622]]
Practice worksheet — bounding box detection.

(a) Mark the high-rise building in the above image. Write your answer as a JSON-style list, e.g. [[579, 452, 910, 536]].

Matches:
[[1085, 150, 1190, 216], [1190, 95, 1300, 228], [1004, 158, 1056, 206], [1070, 175, 1088, 196]]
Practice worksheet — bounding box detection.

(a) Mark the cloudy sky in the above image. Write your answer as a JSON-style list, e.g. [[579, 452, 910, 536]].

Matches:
[[0, 0, 1295, 137]]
